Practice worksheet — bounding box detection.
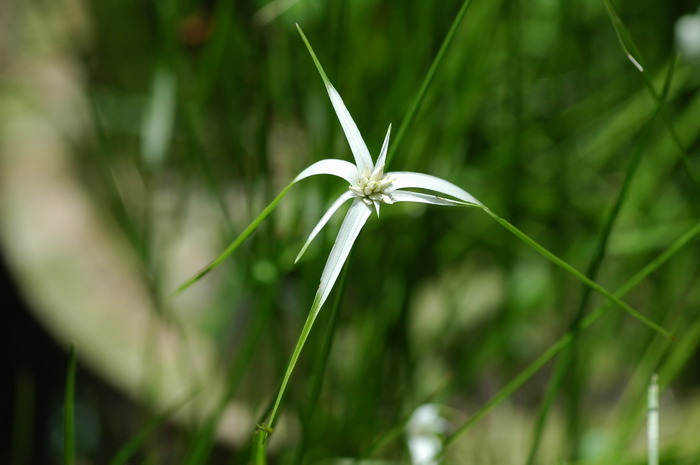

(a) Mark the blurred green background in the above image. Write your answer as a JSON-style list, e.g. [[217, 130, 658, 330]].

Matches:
[[2, 0, 700, 464]]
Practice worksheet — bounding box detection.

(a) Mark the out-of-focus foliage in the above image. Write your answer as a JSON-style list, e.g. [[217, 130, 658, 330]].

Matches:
[[2, 0, 700, 464]]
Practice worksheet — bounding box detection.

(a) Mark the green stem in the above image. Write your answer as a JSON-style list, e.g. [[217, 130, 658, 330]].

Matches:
[[479, 206, 671, 337], [602, 0, 697, 183], [294, 259, 349, 465], [253, 430, 267, 465], [259, 259, 353, 462], [386, 0, 475, 168], [265, 293, 322, 432], [109, 391, 199, 465]]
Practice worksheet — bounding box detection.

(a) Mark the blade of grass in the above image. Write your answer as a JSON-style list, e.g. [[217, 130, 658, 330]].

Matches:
[[525, 55, 678, 464], [108, 390, 200, 465], [181, 102, 236, 229], [172, 182, 295, 295], [525, 347, 572, 465], [604, 285, 700, 461], [437, 221, 700, 455], [479, 206, 671, 337], [602, 0, 697, 183], [193, 0, 235, 109], [183, 279, 279, 465], [63, 345, 77, 465], [260, 266, 347, 437], [385, 0, 475, 168]]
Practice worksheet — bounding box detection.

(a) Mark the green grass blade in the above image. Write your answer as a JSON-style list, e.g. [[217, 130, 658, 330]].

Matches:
[[172, 182, 295, 295], [266, 292, 323, 430], [253, 430, 267, 465], [296, 25, 331, 91], [602, 0, 697, 183], [605, 295, 700, 460], [479, 206, 671, 337], [108, 391, 199, 465], [525, 347, 571, 465], [183, 281, 279, 465], [386, 0, 475, 167], [63, 345, 77, 465], [526, 55, 678, 463], [439, 221, 700, 453]]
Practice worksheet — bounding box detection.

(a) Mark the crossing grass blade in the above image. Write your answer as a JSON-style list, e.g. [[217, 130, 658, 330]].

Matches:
[[602, 0, 697, 183], [525, 54, 679, 463], [479, 206, 671, 337], [108, 391, 199, 465], [182, 280, 279, 465], [63, 345, 77, 465], [386, 0, 475, 168], [172, 182, 295, 295]]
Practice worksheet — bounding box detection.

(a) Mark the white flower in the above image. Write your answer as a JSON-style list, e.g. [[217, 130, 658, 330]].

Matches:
[[294, 25, 481, 313]]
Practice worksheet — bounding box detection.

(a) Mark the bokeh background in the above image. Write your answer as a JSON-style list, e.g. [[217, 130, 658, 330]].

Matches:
[[2, 0, 700, 463]]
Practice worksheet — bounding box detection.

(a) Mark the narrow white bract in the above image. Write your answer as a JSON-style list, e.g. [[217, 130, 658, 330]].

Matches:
[[295, 24, 481, 313]]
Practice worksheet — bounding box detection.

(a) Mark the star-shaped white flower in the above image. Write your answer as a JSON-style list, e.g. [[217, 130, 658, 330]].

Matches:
[[294, 26, 481, 313]]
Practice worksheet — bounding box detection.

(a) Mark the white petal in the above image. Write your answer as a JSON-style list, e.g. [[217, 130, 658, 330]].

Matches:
[[316, 199, 372, 309], [294, 159, 359, 184], [372, 124, 392, 177], [296, 26, 373, 173], [390, 190, 467, 207], [295, 191, 354, 264], [326, 85, 374, 174], [386, 171, 482, 205]]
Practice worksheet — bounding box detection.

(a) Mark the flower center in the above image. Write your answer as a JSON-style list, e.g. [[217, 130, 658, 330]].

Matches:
[[349, 166, 394, 206]]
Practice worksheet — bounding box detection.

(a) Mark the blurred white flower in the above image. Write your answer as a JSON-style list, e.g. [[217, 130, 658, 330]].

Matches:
[[407, 404, 449, 465], [675, 9, 700, 61]]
